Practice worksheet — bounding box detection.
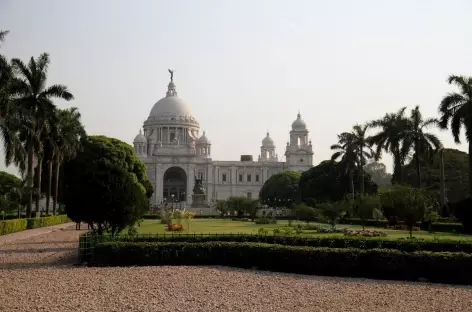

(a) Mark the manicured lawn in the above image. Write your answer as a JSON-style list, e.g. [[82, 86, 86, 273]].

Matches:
[[135, 219, 472, 241]]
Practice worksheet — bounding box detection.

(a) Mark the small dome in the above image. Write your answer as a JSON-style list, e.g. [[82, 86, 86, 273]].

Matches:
[[291, 112, 306, 131], [134, 129, 146, 143], [197, 131, 210, 144], [262, 132, 275, 148]]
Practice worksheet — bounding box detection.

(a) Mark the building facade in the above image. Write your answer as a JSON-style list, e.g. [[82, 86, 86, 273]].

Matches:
[[133, 73, 314, 207]]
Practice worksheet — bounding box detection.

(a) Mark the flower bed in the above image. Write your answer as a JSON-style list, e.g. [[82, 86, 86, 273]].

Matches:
[[167, 224, 184, 232], [344, 230, 387, 237]]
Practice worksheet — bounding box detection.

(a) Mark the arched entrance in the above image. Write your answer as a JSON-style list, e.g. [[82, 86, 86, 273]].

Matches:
[[163, 166, 187, 203]]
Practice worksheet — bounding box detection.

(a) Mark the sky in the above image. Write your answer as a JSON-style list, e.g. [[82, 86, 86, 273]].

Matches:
[[1, 0, 471, 177]]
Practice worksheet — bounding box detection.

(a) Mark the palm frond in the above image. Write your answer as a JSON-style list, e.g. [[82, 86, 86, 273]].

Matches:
[[41, 84, 74, 101]]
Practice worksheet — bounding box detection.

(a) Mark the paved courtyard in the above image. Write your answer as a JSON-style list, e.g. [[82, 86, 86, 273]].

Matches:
[[1, 224, 471, 312]]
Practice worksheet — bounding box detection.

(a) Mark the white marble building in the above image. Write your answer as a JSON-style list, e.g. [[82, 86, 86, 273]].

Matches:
[[133, 73, 314, 207]]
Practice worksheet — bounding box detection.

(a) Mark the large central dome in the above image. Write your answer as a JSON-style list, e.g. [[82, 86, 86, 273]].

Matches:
[[149, 81, 194, 119]]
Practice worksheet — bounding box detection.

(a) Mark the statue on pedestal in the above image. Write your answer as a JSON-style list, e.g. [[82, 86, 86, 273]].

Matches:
[[191, 177, 206, 208]]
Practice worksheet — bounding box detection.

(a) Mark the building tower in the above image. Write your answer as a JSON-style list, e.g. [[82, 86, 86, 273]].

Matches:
[[133, 129, 148, 157], [259, 132, 278, 162], [285, 112, 313, 171]]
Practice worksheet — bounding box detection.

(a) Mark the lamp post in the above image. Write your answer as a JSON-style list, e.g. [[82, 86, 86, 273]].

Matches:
[[171, 194, 175, 211]]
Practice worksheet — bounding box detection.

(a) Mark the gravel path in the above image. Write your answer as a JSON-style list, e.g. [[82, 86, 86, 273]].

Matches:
[[1, 226, 472, 312]]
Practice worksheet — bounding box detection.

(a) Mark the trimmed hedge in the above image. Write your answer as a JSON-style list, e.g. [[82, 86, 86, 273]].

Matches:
[[90, 241, 472, 284], [0, 215, 70, 235], [85, 233, 472, 253], [340, 218, 464, 233], [26, 215, 70, 229], [0, 219, 28, 235]]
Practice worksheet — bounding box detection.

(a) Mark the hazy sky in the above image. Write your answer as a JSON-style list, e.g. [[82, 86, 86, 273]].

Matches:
[[1, 0, 471, 176]]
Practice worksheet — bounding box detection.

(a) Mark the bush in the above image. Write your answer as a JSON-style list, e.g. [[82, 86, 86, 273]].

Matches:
[[0, 218, 27, 235], [90, 241, 472, 284], [26, 215, 70, 229], [452, 198, 472, 233], [344, 230, 387, 237], [255, 218, 277, 224], [142, 214, 161, 220], [84, 233, 472, 253]]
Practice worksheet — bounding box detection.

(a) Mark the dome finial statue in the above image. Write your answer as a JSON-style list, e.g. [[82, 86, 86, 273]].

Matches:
[[168, 69, 174, 82]]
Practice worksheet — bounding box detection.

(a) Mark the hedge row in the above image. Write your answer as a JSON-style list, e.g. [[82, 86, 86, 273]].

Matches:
[[0, 219, 27, 235], [339, 218, 464, 233], [0, 215, 70, 235], [93, 233, 472, 253], [90, 241, 472, 285], [26, 215, 70, 229]]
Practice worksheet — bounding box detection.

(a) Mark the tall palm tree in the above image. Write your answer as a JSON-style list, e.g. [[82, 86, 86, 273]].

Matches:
[[351, 124, 374, 195], [52, 107, 86, 215], [331, 132, 357, 198], [439, 75, 472, 196], [9, 53, 73, 217], [368, 107, 409, 184], [402, 106, 442, 188], [0, 30, 27, 177]]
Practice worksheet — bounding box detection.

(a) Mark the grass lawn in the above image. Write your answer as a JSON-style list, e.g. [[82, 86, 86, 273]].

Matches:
[[135, 219, 472, 241]]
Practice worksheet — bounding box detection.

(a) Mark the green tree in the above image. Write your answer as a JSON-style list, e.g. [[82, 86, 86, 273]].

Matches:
[[351, 124, 374, 195], [439, 75, 472, 196], [9, 53, 74, 217], [259, 170, 301, 208], [402, 106, 442, 188], [364, 161, 392, 186], [331, 132, 357, 197], [354, 195, 381, 230], [0, 30, 27, 179], [317, 201, 349, 229], [62, 135, 152, 235], [369, 107, 409, 184], [0, 171, 22, 217], [403, 148, 469, 205], [293, 203, 319, 224], [299, 160, 377, 203]]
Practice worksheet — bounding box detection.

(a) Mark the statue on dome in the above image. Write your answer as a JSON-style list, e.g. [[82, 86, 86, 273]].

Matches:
[[168, 69, 174, 82]]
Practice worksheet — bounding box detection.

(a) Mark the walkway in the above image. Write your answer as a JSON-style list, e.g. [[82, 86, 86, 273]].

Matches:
[[0, 222, 76, 245]]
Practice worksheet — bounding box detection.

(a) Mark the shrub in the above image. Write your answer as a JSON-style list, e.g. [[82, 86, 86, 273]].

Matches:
[[317, 201, 349, 228], [167, 224, 184, 232], [142, 214, 161, 220], [26, 215, 70, 229], [90, 241, 472, 284], [0, 218, 27, 235], [255, 218, 277, 224], [344, 230, 387, 237], [258, 228, 269, 235], [452, 198, 472, 233], [293, 204, 319, 224], [316, 226, 346, 233]]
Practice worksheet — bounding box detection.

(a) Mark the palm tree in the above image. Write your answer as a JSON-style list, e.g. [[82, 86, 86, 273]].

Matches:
[[9, 53, 73, 217], [52, 107, 86, 215], [368, 107, 409, 184], [439, 75, 472, 196], [351, 124, 374, 195], [402, 106, 442, 188], [331, 132, 357, 198], [0, 30, 28, 179]]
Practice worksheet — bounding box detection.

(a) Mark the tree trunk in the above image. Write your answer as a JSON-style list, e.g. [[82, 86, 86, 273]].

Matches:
[[26, 142, 34, 218], [469, 142, 472, 198], [46, 159, 53, 215], [53, 159, 60, 215], [439, 149, 446, 208], [415, 143, 421, 188], [348, 168, 354, 198], [359, 147, 365, 196], [35, 158, 42, 215]]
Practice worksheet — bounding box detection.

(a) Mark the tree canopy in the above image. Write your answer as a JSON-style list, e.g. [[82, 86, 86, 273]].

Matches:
[[403, 148, 469, 203], [259, 170, 301, 207], [63, 135, 153, 234], [299, 160, 377, 203], [364, 162, 392, 186]]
